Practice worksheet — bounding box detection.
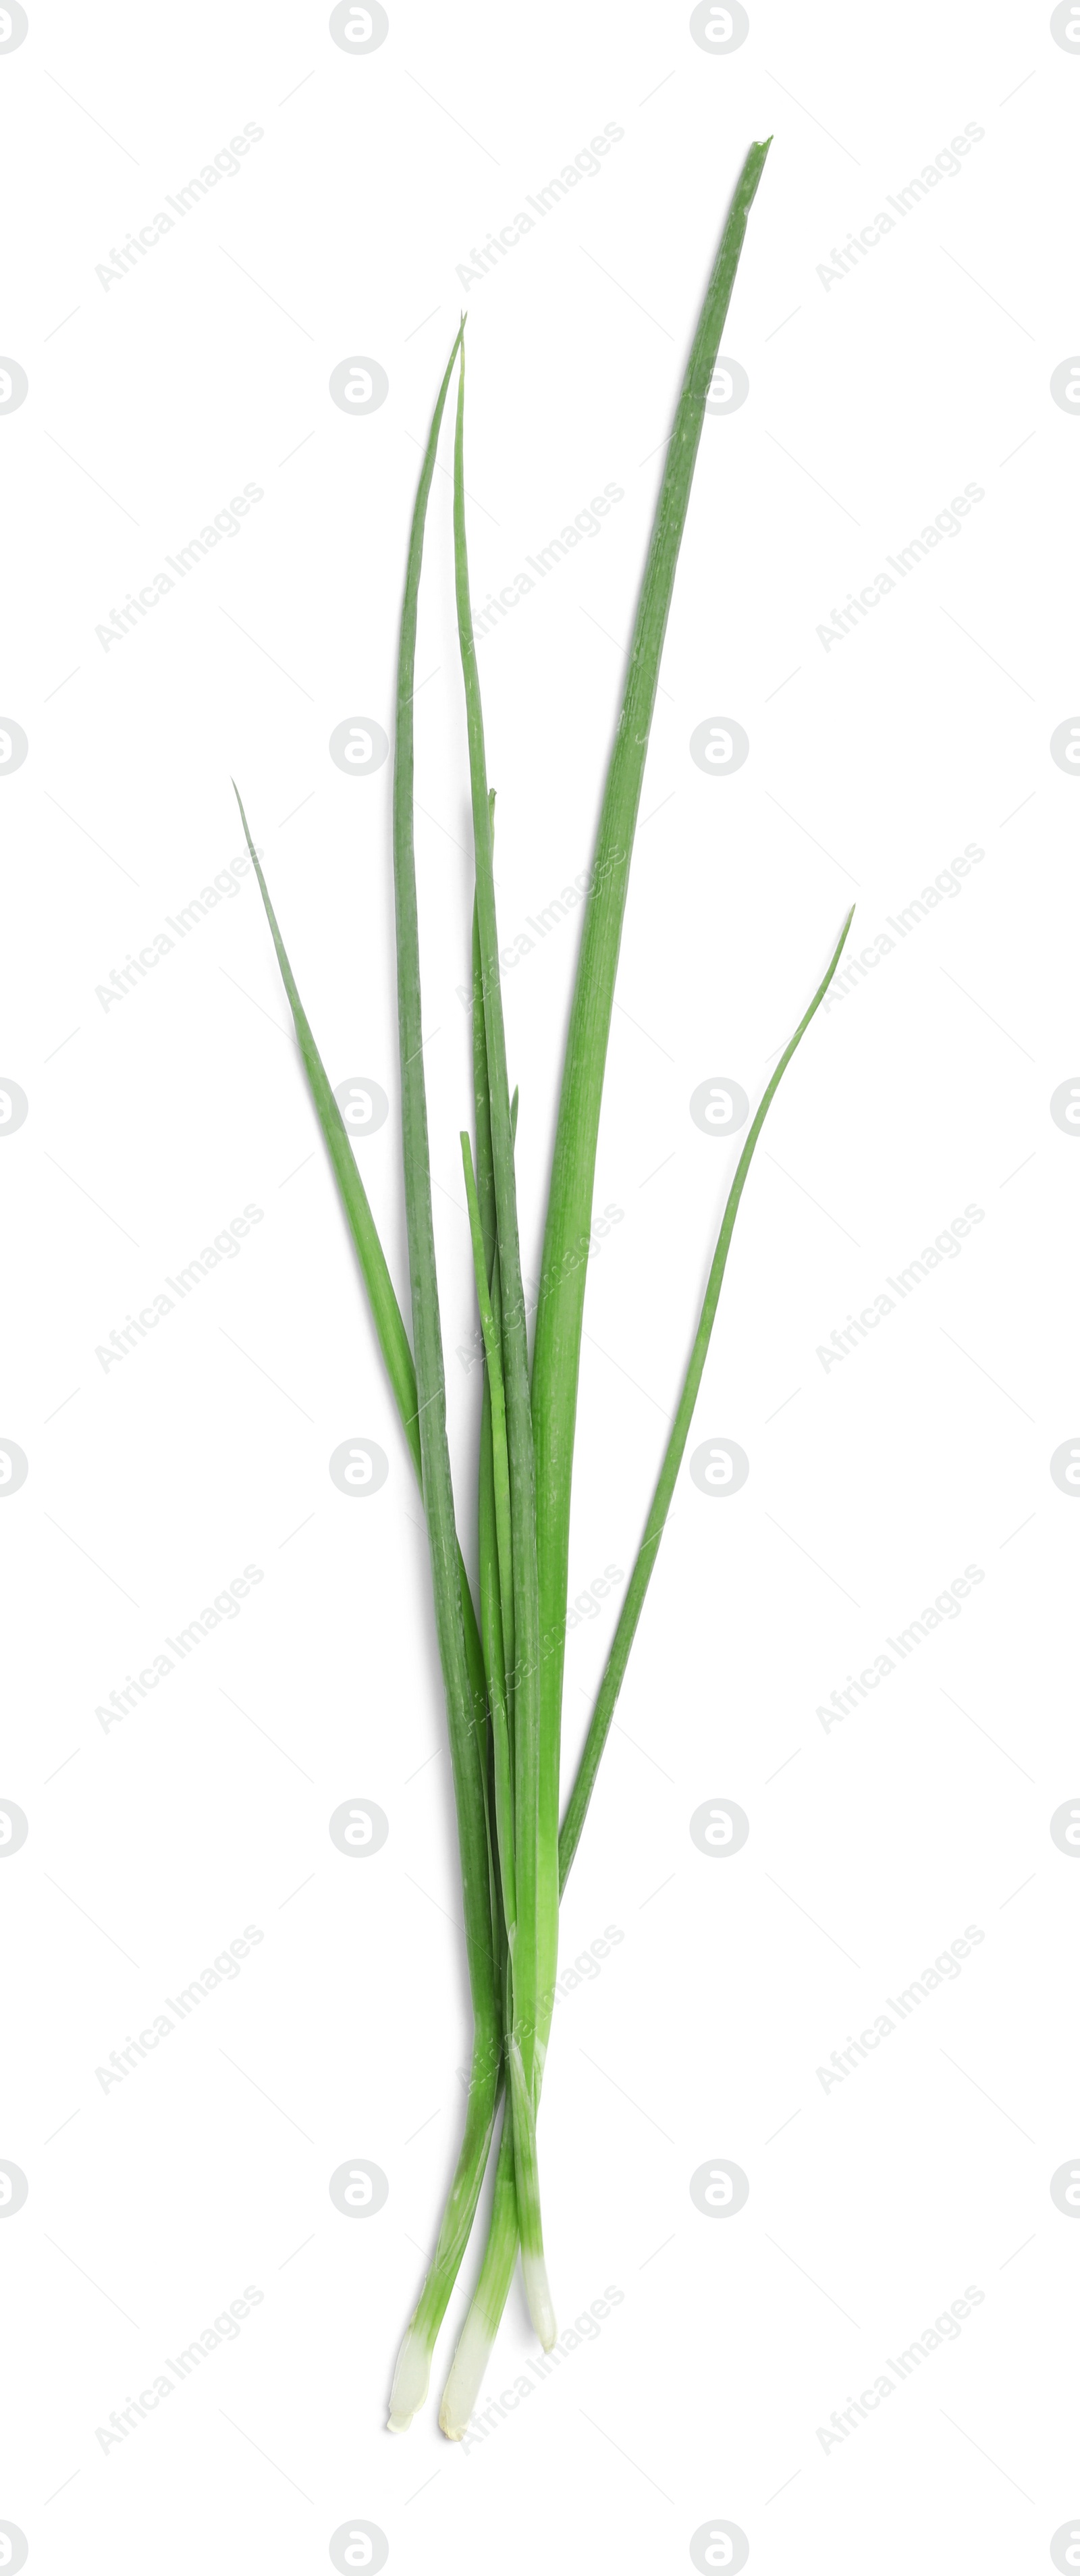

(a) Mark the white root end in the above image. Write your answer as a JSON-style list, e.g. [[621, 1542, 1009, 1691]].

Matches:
[[522, 2247, 557, 2350], [439, 2305, 496, 2440], [387, 2320, 431, 2433]]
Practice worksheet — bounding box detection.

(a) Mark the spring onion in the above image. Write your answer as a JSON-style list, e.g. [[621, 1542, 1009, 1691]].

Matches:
[[234, 138, 857, 2444]]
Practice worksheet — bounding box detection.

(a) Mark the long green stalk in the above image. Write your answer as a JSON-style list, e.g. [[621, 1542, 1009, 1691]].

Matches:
[[232, 785, 491, 1731], [234, 790, 416, 1456], [440, 902, 853, 2434], [461, 1130, 516, 1938], [460, 1126, 512, 1651], [531, 138, 772, 1894], [452, 338, 556, 2345], [471, 883, 510, 1968], [384, 327, 502, 2432], [558, 906, 853, 1878], [465, 857, 516, 1725]]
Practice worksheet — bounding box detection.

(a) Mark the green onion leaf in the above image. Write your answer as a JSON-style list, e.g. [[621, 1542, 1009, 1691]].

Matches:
[[453, 336, 556, 2346], [531, 138, 772, 1876], [385, 323, 504, 2429], [560, 905, 854, 1883]]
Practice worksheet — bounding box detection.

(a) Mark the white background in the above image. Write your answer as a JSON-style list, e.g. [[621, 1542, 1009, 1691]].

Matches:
[[2, 2, 1078, 2568]]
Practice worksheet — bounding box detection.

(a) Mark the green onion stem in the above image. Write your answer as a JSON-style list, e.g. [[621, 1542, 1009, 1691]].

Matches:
[[531, 139, 772, 1905], [439, 2094, 518, 2438], [452, 337, 556, 2346], [461, 1129, 517, 1938], [383, 325, 502, 2429], [472, 871, 496, 1256], [473, 866, 517, 1768], [460, 1130, 513, 1635]]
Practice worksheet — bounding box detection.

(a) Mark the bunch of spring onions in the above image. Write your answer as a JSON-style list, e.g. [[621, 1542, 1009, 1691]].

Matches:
[[234, 136, 853, 2439]]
